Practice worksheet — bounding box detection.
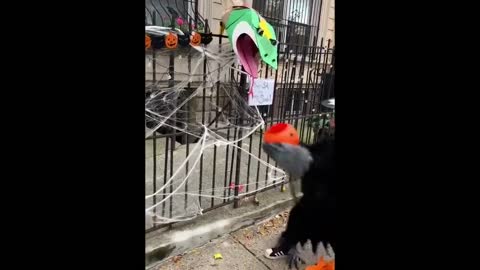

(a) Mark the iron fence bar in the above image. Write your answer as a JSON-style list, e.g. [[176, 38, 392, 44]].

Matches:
[[233, 68, 247, 208]]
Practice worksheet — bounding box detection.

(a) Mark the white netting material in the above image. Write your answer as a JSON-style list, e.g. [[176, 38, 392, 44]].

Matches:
[[145, 42, 286, 225]]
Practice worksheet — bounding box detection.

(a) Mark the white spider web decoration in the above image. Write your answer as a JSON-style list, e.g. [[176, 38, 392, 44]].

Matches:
[[145, 40, 287, 226]]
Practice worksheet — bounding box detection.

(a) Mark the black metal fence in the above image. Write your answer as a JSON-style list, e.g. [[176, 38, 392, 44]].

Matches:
[[145, 0, 334, 233]]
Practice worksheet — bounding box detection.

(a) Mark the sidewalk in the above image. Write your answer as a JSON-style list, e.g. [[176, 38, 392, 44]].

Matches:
[[148, 210, 328, 270]]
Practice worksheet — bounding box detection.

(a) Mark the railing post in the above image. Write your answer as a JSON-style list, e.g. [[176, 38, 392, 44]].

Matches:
[[233, 69, 247, 208]]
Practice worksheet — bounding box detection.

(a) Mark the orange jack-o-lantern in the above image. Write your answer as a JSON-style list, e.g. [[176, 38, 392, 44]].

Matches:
[[145, 35, 151, 49], [165, 32, 178, 49], [263, 123, 300, 145], [190, 32, 202, 46]]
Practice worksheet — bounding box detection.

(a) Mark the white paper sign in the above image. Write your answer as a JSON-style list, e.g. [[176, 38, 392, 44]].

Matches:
[[248, 79, 275, 106]]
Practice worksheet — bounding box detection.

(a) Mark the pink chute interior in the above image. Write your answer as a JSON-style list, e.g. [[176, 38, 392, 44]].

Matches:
[[236, 34, 259, 79]]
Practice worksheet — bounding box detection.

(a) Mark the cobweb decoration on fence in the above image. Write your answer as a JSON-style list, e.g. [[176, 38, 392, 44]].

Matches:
[[145, 42, 287, 226]]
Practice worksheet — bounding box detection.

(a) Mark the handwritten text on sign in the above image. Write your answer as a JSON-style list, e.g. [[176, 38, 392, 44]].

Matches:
[[248, 79, 275, 106]]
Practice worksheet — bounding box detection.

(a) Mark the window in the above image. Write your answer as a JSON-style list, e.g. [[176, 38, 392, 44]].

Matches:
[[145, 0, 190, 27]]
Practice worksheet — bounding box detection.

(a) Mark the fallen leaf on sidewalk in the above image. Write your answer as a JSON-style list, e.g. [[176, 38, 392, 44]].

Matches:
[[172, 255, 182, 263]]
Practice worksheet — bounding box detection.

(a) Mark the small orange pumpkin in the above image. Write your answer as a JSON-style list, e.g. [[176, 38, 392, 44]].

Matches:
[[145, 35, 151, 49], [190, 31, 202, 46], [165, 32, 178, 49]]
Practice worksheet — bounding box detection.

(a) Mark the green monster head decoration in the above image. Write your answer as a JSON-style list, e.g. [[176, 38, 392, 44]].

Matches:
[[220, 2, 278, 81]]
